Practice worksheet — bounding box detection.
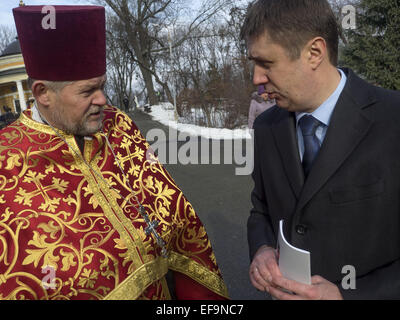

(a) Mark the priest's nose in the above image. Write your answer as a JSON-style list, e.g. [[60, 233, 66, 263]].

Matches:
[[93, 90, 107, 106]]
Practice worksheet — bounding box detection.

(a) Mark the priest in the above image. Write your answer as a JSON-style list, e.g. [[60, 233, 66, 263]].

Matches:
[[0, 5, 228, 300]]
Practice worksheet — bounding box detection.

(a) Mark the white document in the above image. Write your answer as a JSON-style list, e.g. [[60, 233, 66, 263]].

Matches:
[[277, 219, 311, 285]]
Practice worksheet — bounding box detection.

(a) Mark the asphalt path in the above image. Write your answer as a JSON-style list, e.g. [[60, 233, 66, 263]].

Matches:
[[128, 109, 266, 300]]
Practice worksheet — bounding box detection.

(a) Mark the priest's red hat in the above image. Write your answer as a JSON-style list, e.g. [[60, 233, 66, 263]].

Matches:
[[13, 5, 106, 81]]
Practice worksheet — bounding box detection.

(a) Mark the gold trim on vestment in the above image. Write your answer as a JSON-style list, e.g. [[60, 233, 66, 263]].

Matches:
[[104, 251, 229, 300], [20, 111, 61, 136], [168, 251, 230, 299], [77, 153, 146, 271], [83, 137, 93, 163], [103, 256, 169, 300], [160, 276, 172, 300]]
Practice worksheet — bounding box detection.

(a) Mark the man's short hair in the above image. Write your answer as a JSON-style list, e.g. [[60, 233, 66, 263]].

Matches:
[[27, 77, 73, 92], [240, 0, 340, 66]]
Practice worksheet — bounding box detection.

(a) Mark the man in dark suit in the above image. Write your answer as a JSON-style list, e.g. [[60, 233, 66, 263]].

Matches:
[[242, 0, 400, 299]]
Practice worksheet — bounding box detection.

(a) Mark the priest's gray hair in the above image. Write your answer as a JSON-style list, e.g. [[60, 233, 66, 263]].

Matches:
[[27, 77, 73, 92]]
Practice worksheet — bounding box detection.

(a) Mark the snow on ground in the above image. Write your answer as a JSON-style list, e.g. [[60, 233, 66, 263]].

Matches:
[[147, 103, 252, 140]]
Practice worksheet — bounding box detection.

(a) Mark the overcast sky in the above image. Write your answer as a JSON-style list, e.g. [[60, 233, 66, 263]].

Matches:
[[2, 0, 251, 30], [1, 0, 94, 28]]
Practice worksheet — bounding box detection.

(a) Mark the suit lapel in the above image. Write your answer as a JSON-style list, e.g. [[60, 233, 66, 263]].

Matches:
[[271, 111, 304, 199], [296, 70, 376, 211]]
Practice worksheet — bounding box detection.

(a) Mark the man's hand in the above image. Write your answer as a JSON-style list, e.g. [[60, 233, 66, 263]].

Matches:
[[269, 275, 343, 300], [249, 245, 282, 292], [249, 245, 343, 300]]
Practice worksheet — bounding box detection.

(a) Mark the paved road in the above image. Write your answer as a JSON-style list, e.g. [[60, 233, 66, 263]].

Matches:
[[129, 110, 266, 300]]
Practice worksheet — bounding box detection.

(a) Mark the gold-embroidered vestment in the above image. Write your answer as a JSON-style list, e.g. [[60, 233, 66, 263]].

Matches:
[[0, 106, 228, 300]]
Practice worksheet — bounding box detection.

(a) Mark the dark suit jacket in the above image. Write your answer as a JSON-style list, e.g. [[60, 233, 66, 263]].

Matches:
[[248, 68, 400, 299]]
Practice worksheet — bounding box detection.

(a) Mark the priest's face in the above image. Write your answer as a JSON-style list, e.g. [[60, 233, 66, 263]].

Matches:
[[48, 75, 107, 136]]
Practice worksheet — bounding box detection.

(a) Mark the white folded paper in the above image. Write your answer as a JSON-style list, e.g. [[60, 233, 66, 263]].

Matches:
[[277, 219, 311, 285]]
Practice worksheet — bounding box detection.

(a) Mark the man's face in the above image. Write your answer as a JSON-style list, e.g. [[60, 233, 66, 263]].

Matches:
[[248, 32, 314, 113], [48, 75, 107, 136]]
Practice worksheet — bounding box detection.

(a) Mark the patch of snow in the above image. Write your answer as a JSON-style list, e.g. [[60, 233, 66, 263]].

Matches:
[[148, 103, 252, 140]]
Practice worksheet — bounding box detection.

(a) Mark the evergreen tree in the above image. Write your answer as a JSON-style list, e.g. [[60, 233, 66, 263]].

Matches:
[[341, 0, 400, 90]]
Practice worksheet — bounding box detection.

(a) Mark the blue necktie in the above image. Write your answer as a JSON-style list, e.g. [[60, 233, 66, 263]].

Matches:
[[299, 115, 321, 177]]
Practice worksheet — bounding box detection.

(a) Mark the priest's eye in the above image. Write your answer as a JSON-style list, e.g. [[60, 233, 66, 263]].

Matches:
[[82, 90, 94, 97]]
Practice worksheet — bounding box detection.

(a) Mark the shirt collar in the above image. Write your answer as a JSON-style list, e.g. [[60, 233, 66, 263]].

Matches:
[[32, 101, 45, 124], [296, 68, 347, 126]]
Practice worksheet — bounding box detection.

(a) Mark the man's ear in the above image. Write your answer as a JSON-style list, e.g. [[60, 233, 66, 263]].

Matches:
[[304, 37, 326, 70], [31, 81, 52, 107]]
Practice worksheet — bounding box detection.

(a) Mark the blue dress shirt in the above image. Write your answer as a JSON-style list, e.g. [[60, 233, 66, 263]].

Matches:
[[296, 69, 347, 161]]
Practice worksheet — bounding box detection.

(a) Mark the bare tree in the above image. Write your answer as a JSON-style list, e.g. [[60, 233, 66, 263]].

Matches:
[[0, 25, 17, 55], [105, 14, 137, 110], [93, 0, 232, 110], [168, 4, 252, 128]]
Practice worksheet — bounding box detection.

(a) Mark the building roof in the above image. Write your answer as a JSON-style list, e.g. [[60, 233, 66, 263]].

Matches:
[[1, 39, 21, 57]]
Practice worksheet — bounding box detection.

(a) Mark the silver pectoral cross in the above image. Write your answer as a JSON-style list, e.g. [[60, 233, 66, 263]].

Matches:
[[139, 205, 168, 258]]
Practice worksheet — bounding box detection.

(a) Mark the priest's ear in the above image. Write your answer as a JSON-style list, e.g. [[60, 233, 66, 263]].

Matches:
[[30, 79, 52, 107]]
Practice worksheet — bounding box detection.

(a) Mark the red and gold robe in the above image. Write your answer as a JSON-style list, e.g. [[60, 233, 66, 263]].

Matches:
[[0, 105, 229, 300]]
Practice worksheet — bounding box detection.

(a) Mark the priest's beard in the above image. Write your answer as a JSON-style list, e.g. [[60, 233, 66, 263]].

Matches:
[[51, 105, 104, 136]]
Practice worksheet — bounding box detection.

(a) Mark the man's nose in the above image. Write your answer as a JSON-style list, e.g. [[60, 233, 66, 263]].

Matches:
[[253, 64, 269, 86]]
